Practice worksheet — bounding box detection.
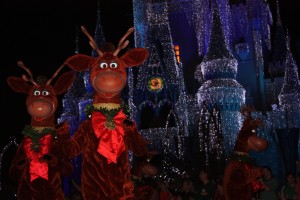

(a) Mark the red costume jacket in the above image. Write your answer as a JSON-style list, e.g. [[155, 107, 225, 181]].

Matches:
[[59, 109, 147, 199], [9, 122, 72, 200]]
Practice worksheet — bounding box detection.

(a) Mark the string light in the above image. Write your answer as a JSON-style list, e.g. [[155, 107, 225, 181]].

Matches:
[[0, 137, 18, 191]]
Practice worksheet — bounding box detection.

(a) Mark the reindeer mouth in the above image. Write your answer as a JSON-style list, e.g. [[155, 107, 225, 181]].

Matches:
[[26, 99, 54, 120], [247, 135, 268, 152], [92, 71, 126, 95]]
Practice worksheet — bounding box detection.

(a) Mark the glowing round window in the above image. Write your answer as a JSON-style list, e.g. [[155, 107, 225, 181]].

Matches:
[[147, 77, 164, 93]]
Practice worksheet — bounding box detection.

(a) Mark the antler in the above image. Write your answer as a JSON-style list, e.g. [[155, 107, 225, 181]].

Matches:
[[113, 27, 134, 56], [81, 26, 103, 56], [46, 62, 66, 85], [17, 61, 38, 86]]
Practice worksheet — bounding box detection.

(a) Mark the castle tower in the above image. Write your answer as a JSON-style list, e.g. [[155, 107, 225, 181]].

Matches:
[[168, 0, 199, 94], [196, 2, 245, 154], [230, 0, 272, 111], [269, 0, 287, 78], [265, 0, 287, 107], [278, 36, 300, 113], [193, 0, 231, 58], [276, 35, 300, 174], [133, 0, 181, 129]]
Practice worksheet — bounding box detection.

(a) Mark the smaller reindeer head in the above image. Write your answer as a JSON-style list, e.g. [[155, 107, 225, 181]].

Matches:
[[65, 26, 149, 99], [7, 61, 75, 122], [233, 106, 268, 153]]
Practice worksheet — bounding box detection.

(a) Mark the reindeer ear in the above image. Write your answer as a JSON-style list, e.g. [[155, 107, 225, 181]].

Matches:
[[65, 54, 94, 72], [53, 71, 76, 95], [120, 48, 149, 67], [7, 77, 32, 94]]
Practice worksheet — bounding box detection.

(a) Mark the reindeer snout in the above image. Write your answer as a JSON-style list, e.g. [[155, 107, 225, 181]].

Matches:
[[92, 71, 126, 93], [26, 99, 54, 118]]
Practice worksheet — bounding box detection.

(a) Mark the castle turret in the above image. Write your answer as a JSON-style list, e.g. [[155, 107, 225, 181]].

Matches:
[[265, 0, 287, 108], [274, 34, 300, 175], [196, 1, 245, 153], [269, 0, 287, 78], [133, 1, 180, 129], [130, 0, 190, 161], [278, 35, 300, 111]]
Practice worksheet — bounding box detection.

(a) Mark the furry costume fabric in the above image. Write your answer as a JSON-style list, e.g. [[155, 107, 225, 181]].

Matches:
[[59, 118, 147, 199], [223, 107, 268, 200], [9, 122, 73, 200], [60, 26, 150, 199], [7, 61, 75, 199]]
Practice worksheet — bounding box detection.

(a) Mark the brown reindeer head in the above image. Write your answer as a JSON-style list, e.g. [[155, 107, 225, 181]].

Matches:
[[7, 61, 75, 125], [65, 26, 149, 102], [233, 106, 268, 153]]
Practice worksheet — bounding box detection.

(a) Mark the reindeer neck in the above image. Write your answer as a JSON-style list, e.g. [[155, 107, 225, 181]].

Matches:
[[93, 93, 122, 105], [30, 115, 56, 127]]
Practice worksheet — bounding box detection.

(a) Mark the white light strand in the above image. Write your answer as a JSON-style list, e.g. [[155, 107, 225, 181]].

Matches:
[[0, 137, 18, 191]]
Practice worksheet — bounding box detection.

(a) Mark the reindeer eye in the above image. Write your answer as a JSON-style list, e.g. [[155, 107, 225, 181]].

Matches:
[[99, 62, 108, 68], [33, 90, 41, 96], [42, 90, 49, 96], [252, 129, 256, 133], [110, 62, 118, 68]]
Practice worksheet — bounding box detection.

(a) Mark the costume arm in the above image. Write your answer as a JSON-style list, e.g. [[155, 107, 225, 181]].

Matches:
[[245, 167, 263, 184], [223, 162, 249, 200], [57, 120, 88, 159], [49, 122, 73, 177], [57, 159, 73, 177], [123, 120, 147, 157], [9, 141, 28, 181]]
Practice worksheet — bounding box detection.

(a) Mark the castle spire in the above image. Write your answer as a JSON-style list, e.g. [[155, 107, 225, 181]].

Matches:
[[196, 0, 245, 154], [203, 0, 233, 62], [276, 0, 282, 26], [134, 0, 181, 130], [200, 0, 237, 80], [269, 0, 287, 77], [91, 2, 106, 57], [278, 34, 300, 108]]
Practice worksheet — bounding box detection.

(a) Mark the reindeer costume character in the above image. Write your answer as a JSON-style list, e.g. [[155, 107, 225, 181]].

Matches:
[[8, 61, 75, 200], [58, 26, 153, 199], [223, 107, 269, 200]]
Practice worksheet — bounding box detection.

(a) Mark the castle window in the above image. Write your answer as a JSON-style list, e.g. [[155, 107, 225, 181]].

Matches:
[[174, 44, 180, 63]]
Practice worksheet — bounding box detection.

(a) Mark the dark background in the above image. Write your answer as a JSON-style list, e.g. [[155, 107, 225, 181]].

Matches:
[[0, 0, 299, 170]]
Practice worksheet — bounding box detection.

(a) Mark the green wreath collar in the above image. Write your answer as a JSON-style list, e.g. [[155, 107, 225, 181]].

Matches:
[[84, 101, 130, 119], [227, 151, 256, 165], [22, 125, 56, 152]]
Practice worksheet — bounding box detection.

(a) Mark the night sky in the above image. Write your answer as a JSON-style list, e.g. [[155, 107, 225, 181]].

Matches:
[[0, 0, 299, 146]]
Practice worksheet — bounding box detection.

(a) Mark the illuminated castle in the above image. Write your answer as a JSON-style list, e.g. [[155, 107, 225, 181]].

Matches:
[[131, 0, 300, 183], [58, 0, 300, 194]]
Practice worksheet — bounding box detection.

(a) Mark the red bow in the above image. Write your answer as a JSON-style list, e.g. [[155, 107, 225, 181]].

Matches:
[[23, 134, 52, 182], [92, 110, 127, 164], [244, 164, 265, 193]]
